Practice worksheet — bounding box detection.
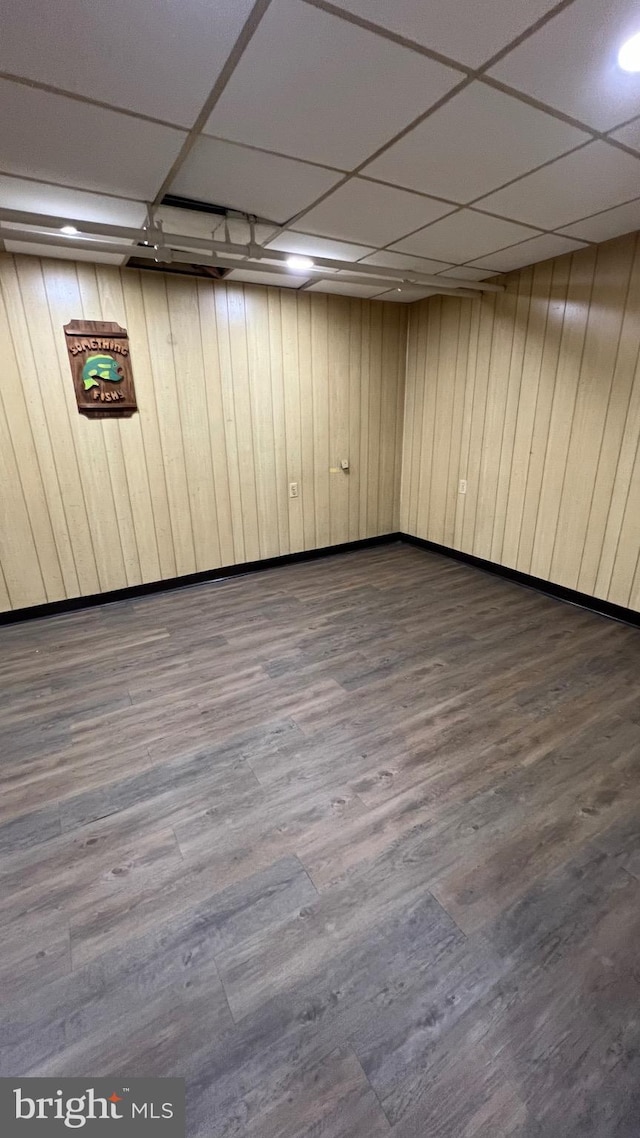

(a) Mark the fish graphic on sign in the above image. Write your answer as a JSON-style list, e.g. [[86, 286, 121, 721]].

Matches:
[[81, 353, 124, 391]]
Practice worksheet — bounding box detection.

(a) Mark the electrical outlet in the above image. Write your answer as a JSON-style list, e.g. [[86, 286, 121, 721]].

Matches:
[[459, 479, 467, 495], [289, 482, 299, 498]]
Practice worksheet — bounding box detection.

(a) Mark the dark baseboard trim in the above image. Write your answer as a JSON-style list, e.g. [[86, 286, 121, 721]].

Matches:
[[0, 533, 401, 625], [2, 530, 638, 629], [401, 533, 640, 629]]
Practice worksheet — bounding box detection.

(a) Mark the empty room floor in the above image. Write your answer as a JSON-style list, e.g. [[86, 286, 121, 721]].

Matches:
[[2, 542, 640, 1137]]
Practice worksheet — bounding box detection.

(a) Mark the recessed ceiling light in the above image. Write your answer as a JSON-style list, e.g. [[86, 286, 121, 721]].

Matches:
[[618, 31, 640, 71], [60, 225, 79, 235], [286, 255, 314, 271]]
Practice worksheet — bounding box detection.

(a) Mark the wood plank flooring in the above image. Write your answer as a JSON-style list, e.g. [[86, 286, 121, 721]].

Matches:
[[1, 542, 640, 1136]]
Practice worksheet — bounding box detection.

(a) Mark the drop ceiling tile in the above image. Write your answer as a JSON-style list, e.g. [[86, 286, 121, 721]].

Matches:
[[156, 207, 234, 240], [170, 138, 342, 224], [264, 232, 375, 261], [0, 177, 146, 227], [366, 83, 588, 203], [469, 233, 587, 273], [358, 250, 453, 273], [0, 0, 255, 127], [203, 0, 461, 170], [489, 0, 640, 131], [375, 285, 442, 302], [0, 80, 186, 199], [294, 179, 455, 247], [156, 207, 274, 249], [610, 116, 640, 152], [227, 219, 278, 246], [477, 141, 640, 230], [4, 240, 125, 264], [306, 279, 384, 297], [226, 269, 308, 288], [328, 0, 561, 67], [390, 209, 536, 262], [558, 198, 640, 242], [437, 266, 497, 280]]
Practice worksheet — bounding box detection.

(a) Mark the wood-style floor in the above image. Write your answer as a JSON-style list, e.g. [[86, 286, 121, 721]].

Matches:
[[2, 543, 640, 1137]]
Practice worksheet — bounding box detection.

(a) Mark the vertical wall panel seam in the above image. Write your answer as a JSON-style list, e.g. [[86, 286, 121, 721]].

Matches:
[[546, 251, 599, 577], [470, 293, 497, 555], [137, 271, 179, 576], [576, 241, 637, 588], [511, 269, 550, 571], [3, 262, 66, 598]]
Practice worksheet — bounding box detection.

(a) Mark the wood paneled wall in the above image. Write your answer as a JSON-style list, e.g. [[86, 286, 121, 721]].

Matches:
[[6, 233, 640, 617], [0, 255, 406, 612], [401, 231, 640, 612]]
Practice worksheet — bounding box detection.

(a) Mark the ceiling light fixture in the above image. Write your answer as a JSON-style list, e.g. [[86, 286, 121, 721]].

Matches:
[[60, 225, 79, 235], [286, 255, 314, 271], [618, 31, 640, 71]]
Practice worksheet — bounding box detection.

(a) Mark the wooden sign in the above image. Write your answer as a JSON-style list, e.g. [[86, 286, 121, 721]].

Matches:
[[64, 320, 137, 417]]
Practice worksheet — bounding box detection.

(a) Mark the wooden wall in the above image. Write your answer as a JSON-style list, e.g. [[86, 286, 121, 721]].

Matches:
[[401, 231, 640, 612], [0, 255, 406, 612]]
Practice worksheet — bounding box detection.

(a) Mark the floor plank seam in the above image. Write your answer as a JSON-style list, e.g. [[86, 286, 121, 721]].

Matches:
[[425, 887, 469, 940], [211, 954, 237, 1028], [344, 1041, 393, 1132]]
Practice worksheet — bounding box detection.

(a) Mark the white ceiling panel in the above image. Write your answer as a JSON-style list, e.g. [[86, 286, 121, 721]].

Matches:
[[436, 266, 498, 281], [306, 279, 384, 297], [390, 209, 536, 262], [558, 198, 640, 242], [156, 206, 274, 247], [375, 285, 442, 302], [203, 0, 461, 170], [469, 233, 588, 273], [0, 80, 186, 199], [2, 1, 638, 277], [477, 141, 640, 230], [0, 0, 255, 128], [365, 83, 589, 203], [170, 138, 342, 223], [327, 0, 561, 67], [226, 218, 278, 245], [489, 0, 640, 131], [4, 240, 125, 264], [226, 268, 308, 287], [357, 250, 454, 273], [264, 232, 374, 261], [0, 177, 146, 227], [295, 179, 455, 247], [610, 116, 640, 152]]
